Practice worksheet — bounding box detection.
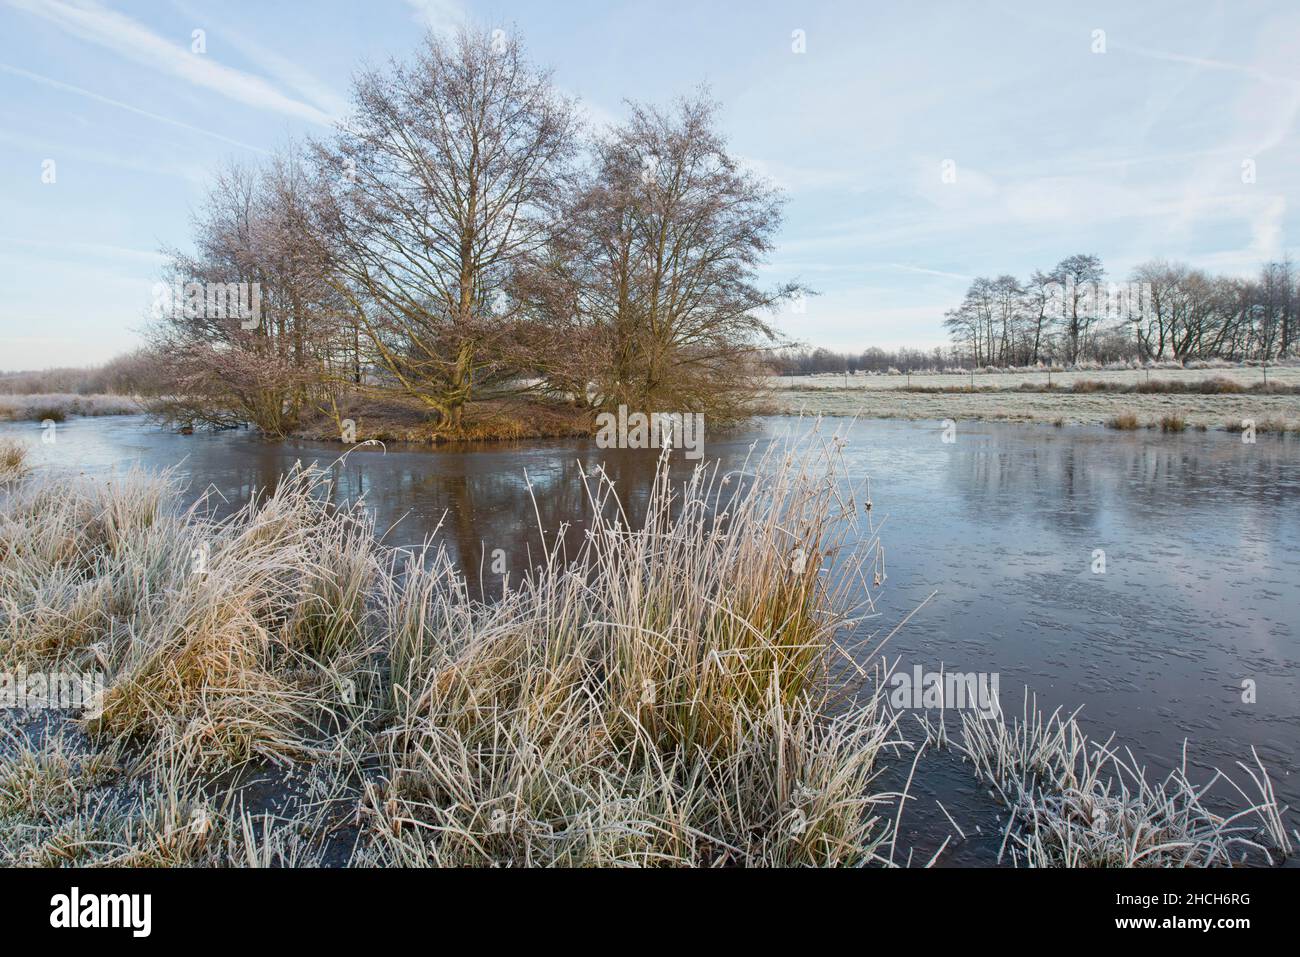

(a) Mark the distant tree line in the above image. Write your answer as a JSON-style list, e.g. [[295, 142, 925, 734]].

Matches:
[[939, 254, 1298, 368], [768, 346, 952, 376], [767, 255, 1299, 377], [144, 26, 798, 438], [0, 350, 160, 395]]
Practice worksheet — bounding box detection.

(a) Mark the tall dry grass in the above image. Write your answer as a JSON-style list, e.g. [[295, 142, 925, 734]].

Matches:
[[366, 438, 894, 865], [0, 438, 27, 483], [0, 433, 900, 866], [943, 691, 1293, 867]]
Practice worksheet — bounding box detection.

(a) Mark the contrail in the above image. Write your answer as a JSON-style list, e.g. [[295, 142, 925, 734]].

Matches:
[[0, 61, 270, 154]]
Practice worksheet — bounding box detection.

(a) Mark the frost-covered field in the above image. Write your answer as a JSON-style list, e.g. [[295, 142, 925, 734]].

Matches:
[[774, 363, 1300, 393], [772, 385, 1300, 429], [0, 392, 140, 421]]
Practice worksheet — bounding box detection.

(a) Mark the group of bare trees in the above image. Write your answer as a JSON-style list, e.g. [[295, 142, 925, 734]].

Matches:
[[769, 346, 950, 376], [1128, 260, 1297, 363], [0, 350, 160, 395], [153, 152, 347, 434], [943, 254, 1299, 368], [150, 27, 795, 437]]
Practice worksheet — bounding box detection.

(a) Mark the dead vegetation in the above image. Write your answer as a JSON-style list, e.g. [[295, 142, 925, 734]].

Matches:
[[1, 433, 1290, 867], [924, 693, 1294, 867], [0, 434, 902, 866]]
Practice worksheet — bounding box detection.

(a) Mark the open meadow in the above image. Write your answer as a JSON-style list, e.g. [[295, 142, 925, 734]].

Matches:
[[770, 366, 1300, 430]]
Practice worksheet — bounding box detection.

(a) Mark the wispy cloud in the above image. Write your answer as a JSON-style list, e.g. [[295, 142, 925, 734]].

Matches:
[[1121, 44, 1300, 87], [400, 0, 465, 35], [0, 128, 211, 183], [171, 0, 351, 119], [0, 61, 269, 153], [6, 0, 333, 125], [0, 236, 167, 263], [880, 263, 973, 282], [738, 155, 871, 195]]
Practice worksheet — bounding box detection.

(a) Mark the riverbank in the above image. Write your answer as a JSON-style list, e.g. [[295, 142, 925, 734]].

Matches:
[[0, 391, 596, 443], [1, 435, 1291, 867], [292, 396, 595, 444], [769, 383, 1300, 431], [0, 393, 141, 422]]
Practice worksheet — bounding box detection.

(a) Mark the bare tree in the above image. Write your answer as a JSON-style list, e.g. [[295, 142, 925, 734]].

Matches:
[[990, 275, 1023, 364], [551, 93, 800, 419], [1130, 260, 1185, 362], [1020, 269, 1057, 365], [1257, 260, 1295, 360], [1053, 253, 1104, 364], [942, 301, 980, 365], [312, 26, 580, 430], [941, 254, 1298, 366], [151, 150, 337, 436]]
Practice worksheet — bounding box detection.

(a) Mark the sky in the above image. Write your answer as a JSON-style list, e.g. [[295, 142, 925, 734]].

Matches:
[[1, 0, 1298, 371]]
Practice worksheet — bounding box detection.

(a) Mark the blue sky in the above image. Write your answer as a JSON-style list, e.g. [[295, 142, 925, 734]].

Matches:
[[1, 0, 1297, 371]]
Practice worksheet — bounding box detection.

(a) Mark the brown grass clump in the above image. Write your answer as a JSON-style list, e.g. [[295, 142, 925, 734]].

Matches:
[[1070, 379, 1108, 393], [1106, 412, 1141, 430], [368, 436, 896, 865], [1253, 417, 1295, 434], [1159, 414, 1187, 432], [0, 438, 27, 482], [0, 466, 376, 771], [1221, 417, 1297, 435], [0, 433, 899, 866], [1134, 376, 1245, 395]]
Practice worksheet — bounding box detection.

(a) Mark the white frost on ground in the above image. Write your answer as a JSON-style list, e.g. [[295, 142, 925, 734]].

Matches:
[[0, 393, 141, 421], [775, 365, 1300, 392], [769, 369, 1300, 429]]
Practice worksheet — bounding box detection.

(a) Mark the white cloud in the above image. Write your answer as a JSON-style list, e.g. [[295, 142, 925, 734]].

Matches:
[[7, 0, 333, 125], [0, 236, 167, 264], [400, 0, 465, 35], [738, 155, 871, 195], [0, 62, 270, 153], [0, 127, 211, 184], [181, 12, 351, 120], [1122, 44, 1300, 88]]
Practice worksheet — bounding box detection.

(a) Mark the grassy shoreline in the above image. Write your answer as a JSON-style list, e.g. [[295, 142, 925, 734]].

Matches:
[[292, 396, 595, 444], [0, 435, 1292, 867], [0, 392, 595, 443], [0, 393, 141, 423], [10, 376, 1298, 443], [1, 438, 900, 866]]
